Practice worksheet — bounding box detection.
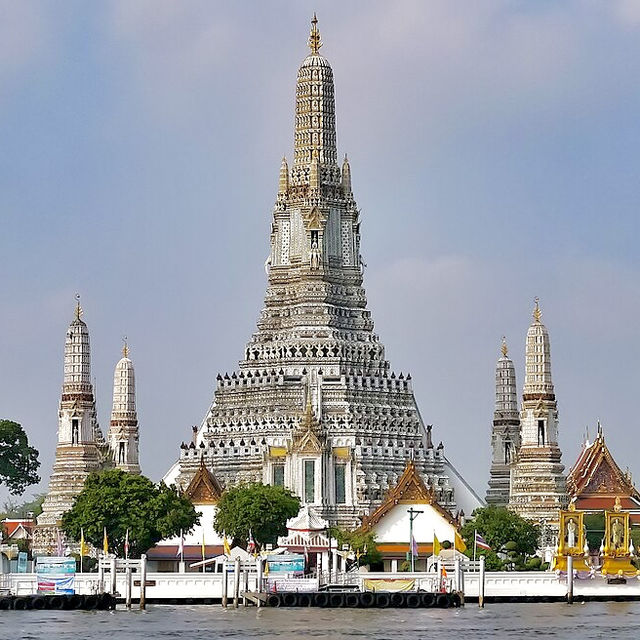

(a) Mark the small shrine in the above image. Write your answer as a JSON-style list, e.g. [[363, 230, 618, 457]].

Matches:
[[567, 425, 640, 519], [553, 426, 640, 577], [552, 503, 590, 572]]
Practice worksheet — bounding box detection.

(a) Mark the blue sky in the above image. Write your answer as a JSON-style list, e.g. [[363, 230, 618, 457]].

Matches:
[[2, 1, 640, 503]]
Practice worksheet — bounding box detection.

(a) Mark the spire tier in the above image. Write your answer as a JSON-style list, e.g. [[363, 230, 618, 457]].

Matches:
[[108, 345, 140, 474]]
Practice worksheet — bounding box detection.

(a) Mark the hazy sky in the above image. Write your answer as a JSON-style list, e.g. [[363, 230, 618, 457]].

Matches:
[[2, 1, 640, 505]]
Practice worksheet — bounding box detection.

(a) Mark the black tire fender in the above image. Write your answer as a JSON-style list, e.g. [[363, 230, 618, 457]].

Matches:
[[420, 592, 436, 608], [266, 594, 281, 607], [376, 592, 391, 608], [359, 591, 375, 608], [314, 592, 330, 608], [345, 593, 359, 608], [329, 592, 345, 608], [436, 593, 449, 608], [406, 593, 420, 608], [390, 592, 405, 608]]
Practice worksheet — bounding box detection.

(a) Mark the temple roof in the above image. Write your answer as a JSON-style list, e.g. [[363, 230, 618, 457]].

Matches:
[[567, 428, 639, 501], [360, 460, 457, 531], [286, 505, 328, 532], [184, 457, 223, 505]]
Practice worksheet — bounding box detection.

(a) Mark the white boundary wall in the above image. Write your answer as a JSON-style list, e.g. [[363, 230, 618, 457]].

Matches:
[[4, 571, 640, 600]]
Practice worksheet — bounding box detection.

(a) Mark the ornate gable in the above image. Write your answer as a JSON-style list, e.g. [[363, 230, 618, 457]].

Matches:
[[361, 460, 456, 531], [185, 457, 223, 505], [567, 430, 639, 500], [292, 395, 324, 454]]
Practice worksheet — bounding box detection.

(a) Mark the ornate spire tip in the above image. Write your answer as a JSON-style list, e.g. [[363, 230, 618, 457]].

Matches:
[[122, 336, 129, 359], [501, 336, 508, 357], [308, 13, 322, 55], [532, 297, 541, 323], [74, 293, 83, 321]]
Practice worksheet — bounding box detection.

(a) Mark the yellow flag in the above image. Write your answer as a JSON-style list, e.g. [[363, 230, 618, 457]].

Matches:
[[103, 527, 109, 555], [433, 532, 441, 556], [455, 530, 467, 553], [223, 534, 231, 557], [201, 529, 206, 561], [80, 528, 88, 557]]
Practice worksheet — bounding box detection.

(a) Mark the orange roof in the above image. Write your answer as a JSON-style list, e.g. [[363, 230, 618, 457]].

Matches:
[[567, 430, 640, 502], [184, 456, 223, 505], [2, 519, 34, 538], [360, 460, 457, 532]]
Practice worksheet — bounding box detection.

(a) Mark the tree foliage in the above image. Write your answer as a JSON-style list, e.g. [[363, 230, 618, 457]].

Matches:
[[214, 483, 300, 548], [461, 505, 540, 570], [332, 527, 382, 567], [1, 493, 45, 520], [61, 469, 199, 558], [0, 420, 40, 495]]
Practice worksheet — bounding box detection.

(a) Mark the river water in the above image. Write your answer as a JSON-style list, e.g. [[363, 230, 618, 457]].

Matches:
[[4, 602, 640, 640]]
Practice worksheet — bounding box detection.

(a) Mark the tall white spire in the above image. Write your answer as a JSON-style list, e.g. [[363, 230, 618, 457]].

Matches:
[[508, 299, 567, 538], [523, 297, 554, 400], [486, 337, 521, 506], [63, 295, 92, 391], [108, 339, 140, 474], [35, 298, 107, 553]]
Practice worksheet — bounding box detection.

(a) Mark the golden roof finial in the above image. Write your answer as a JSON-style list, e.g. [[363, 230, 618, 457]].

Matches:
[[122, 335, 129, 359], [308, 13, 322, 55], [501, 336, 508, 357], [533, 297, 541, 323], [74, 293, 83, 321]]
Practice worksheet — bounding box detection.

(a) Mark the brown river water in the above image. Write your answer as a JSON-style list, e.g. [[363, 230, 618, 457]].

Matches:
[[2, 602, 640, 639]]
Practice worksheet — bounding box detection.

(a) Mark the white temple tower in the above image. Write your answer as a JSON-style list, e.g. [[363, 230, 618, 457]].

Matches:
[[486, 338, 521, 506], [33, 299, 110, 554], [107, 341, 141, 474], [508, 299, 567, 532], [166, 17, 482, 526]]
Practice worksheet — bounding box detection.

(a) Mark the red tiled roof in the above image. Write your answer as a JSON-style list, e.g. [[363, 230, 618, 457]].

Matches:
[[2, 519, 35, 538], [567, 432, 640, 501], [146, 545, 224, 560]]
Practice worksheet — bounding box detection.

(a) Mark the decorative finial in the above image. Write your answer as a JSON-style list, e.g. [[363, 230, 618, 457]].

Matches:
[[501, 336, 508, 357], [74, 293, 83, 321], [532, 297, 541, 323], [308, 13, 322, 55], [122, 335, 129, 359]]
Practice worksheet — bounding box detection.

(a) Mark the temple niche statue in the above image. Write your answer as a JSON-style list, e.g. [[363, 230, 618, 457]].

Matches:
[[552, 503, 590, 573], [601, 497, 637, 578]]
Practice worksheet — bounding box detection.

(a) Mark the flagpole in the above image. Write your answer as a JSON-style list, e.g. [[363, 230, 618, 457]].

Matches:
[[180, 529, 184, 563], [473, 529, 477, 563]]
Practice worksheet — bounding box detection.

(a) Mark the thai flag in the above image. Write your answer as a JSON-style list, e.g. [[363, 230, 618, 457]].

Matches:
[[475, 532, 491, 551]]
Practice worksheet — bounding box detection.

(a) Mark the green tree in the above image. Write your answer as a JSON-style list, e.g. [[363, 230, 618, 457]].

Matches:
[[460, 505, 540, 570], [61, 469, 199, 557], [0, 420, 40, 495], [214, 483, 300, 549], [332, 527, 382, 567], [1, 493, 45, 520]]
